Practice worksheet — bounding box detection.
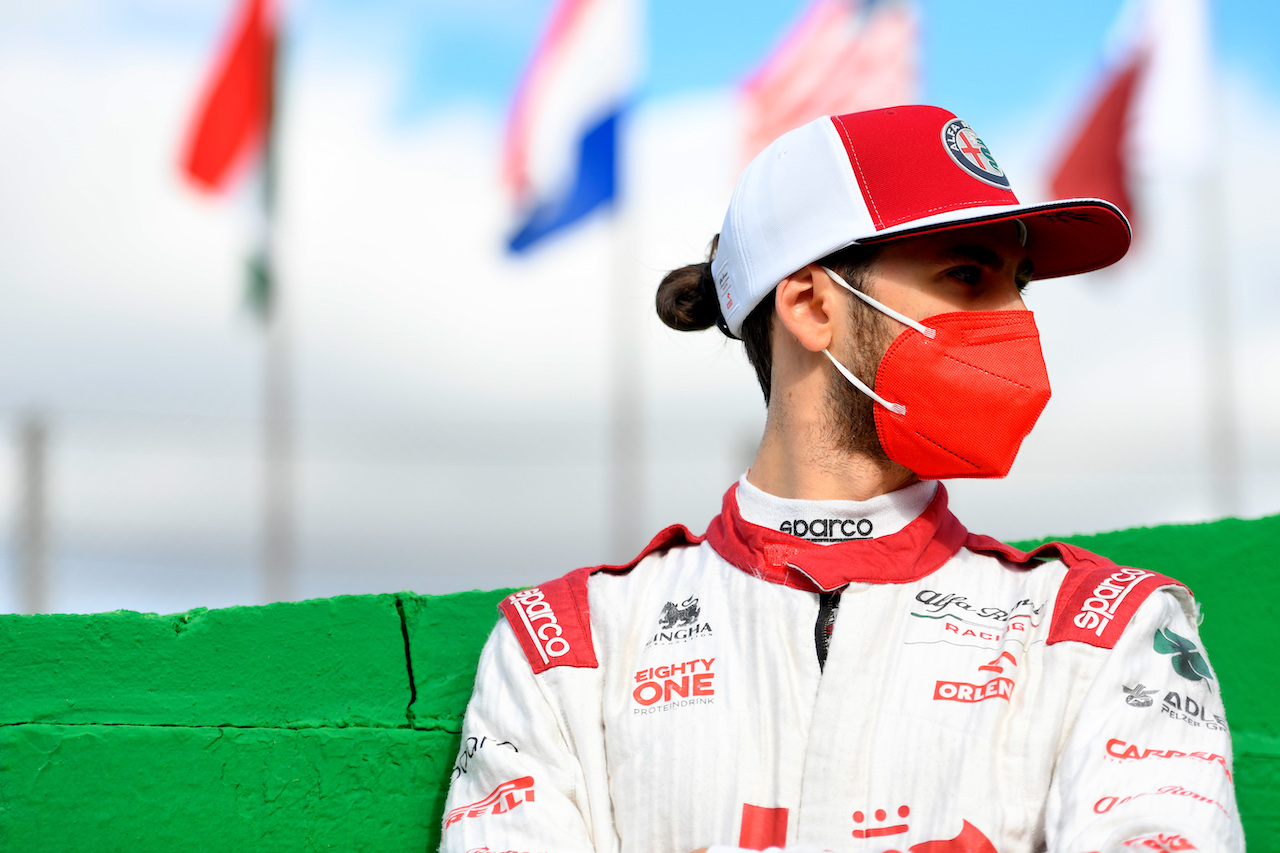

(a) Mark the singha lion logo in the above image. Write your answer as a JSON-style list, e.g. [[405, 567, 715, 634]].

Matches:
[[658, 596, 700, 630]]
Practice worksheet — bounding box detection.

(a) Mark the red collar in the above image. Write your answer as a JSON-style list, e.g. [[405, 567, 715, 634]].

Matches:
[[704, 482, 970, 592]]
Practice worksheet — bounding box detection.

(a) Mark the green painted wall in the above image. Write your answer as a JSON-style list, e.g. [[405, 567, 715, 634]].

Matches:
[[0, 515, 1275, 851]]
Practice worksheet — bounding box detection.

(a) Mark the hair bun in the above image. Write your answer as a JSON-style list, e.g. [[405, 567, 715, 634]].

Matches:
[[656, 261, 720, 332]]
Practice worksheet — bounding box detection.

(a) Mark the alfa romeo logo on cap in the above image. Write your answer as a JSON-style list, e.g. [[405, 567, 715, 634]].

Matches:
[[941, 118, 1009, 189]]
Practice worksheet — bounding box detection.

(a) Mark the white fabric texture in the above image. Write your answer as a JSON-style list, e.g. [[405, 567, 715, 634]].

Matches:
[[438, 492, 1243, 853]]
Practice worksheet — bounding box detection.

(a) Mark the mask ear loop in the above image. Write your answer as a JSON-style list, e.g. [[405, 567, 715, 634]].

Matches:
[[819, 265, 935, 339], [816, 265, 911, 416], [821, 349, 907, 416]]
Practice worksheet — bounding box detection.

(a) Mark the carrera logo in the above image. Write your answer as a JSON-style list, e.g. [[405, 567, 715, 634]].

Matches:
[[780, 516, 873, 542], [633, 658, 715, 713], [934, 652, 1016, 704], [444, 777, 535, 829], [509, 587, 570, 663], [941, 118, 1010, 189], [1095, 786, 1234, 819], [1070, 568, 1154, 637], [1105, 738, 1232, 780]]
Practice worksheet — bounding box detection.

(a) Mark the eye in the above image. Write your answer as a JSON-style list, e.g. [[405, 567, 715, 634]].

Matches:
[[948, 266, 982, 285]]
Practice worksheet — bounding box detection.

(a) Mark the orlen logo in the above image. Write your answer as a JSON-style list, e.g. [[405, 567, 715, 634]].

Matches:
[[444, 777, 535, 829], [934, 652, 1016, 704], [633, 658, 715, 713], [1106, 738, 1232, 780], [1072, 568, 1154, 637], [509, 587, 569, 663]]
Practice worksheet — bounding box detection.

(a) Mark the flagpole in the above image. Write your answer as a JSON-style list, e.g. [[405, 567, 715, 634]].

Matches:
[[1198, 86, 1240, 519], [609, 118, 644, 562], [258, 26, 294, 603]]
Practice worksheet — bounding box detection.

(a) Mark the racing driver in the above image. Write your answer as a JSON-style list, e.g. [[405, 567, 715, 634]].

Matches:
[[438, 106, 1244, 853]]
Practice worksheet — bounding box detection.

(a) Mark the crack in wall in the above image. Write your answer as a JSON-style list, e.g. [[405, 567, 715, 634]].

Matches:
[[0, 720, 459, 733], [394, 595, 419, 728]]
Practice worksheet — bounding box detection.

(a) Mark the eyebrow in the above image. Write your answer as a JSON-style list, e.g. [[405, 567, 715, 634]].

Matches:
[[942, 245, 1035, 280]]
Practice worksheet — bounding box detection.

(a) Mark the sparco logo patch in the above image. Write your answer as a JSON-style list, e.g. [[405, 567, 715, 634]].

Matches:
[[1073, 568, 1153, 636], [941, 118, 1010, 189], [1105, 737, 1231, 780], [647, 596, 713, 647], [780, 516, 873, 542], [444, 777, 535, 829], [500, 571, 599, 673], [509, 588, 570, 661], [633, 658, 715, 713], [1048, 565, 1180, 649], [934, 651, 1016, 703]]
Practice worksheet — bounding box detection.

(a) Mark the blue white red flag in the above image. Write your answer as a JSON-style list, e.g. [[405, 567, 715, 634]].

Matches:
[[503, 0, 641, 253]]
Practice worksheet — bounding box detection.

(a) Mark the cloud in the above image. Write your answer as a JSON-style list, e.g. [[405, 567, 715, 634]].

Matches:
[[0, 26, 1277, 615]]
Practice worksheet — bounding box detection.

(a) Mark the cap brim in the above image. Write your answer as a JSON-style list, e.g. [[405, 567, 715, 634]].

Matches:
[[855, 198, 1132, 280]]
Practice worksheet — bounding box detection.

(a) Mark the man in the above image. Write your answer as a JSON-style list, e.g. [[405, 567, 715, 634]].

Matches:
[[438, 106, 1243, 853]]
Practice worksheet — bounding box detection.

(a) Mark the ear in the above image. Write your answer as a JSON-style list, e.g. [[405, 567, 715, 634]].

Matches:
[[774, 265, 845, 353]]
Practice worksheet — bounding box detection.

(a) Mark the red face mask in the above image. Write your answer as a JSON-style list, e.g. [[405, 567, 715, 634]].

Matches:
[[820, 267, 1052, 480]]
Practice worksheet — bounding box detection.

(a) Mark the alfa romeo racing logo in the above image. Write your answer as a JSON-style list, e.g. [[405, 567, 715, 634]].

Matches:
[[941, 118, 1010, 189]]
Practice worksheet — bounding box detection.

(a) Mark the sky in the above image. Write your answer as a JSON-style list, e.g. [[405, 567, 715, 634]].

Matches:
[[0, 0, 1277, 614]]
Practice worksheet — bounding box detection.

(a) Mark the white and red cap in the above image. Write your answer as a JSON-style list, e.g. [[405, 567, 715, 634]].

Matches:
[[710, 105, 1131, 337]]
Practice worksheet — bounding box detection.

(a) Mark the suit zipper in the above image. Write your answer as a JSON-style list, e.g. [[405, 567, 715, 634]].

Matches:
[[814, 592, 842, 672]]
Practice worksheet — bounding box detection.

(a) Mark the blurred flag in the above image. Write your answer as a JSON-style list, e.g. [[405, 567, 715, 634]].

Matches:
[[181, 0, 277, 192], [741, 0, 918, 163], [503, 0, 642, 253], [1048, 0, 1213, 232], [181, 0, 279, 318]]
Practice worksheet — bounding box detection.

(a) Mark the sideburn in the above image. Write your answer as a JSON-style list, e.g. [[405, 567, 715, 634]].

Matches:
[[823, 293, 896, 462]]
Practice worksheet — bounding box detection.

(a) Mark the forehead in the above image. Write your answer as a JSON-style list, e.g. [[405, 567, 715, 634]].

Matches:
[[872, 221, 1030, 266]]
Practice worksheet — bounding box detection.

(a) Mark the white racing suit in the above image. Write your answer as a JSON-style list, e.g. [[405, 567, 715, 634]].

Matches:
[[439, 484, 1243, 853]]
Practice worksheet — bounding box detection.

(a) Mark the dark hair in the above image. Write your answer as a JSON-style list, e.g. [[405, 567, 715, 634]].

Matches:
[[655, 235, 723, 333], [656, 238, 881, 405]]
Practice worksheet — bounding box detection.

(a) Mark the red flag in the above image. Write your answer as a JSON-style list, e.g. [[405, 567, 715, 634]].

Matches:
[[182, 0, 276, 191], [1048, 50, 1146, 228], [740, 0, 917, 164]]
